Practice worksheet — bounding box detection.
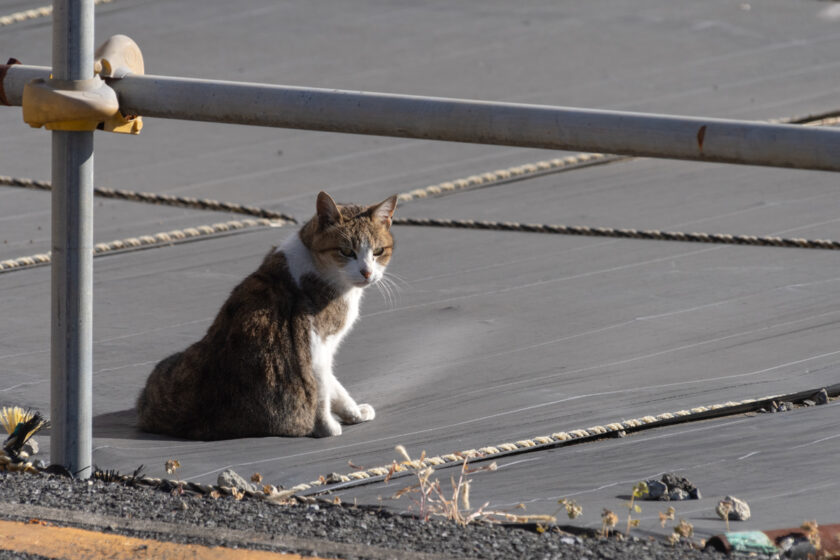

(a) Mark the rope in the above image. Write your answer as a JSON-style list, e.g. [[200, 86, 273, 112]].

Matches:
[[292, 383, 838, 497], [393, 217, 840, 251], [0, 0, 112, 27], [396, 153, 626, 204], [0, 218, 285, 274], [3, 384, 832, 502], [0, 176, 296, 222]]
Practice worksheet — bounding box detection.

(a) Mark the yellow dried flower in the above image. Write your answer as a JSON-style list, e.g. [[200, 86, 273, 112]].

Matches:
[[164, 459, 181, 474]]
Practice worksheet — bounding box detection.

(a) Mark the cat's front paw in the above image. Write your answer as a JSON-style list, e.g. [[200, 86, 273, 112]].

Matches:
[[356, 403, 375, 422], [312, 416, 343, 438]]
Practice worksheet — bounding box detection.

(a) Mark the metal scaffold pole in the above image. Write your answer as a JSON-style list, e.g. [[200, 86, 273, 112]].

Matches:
[[50, 0, 94, 478]]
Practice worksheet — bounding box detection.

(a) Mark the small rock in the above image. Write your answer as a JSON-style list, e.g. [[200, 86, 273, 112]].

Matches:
[[802, 399, 816, 407], [217, 469, 256, 493], [716, 496, 750, 521], [814, 389, 829, 405], [32, 459, 46, 470], [668, 488, 689, 501], [645, 479, 668, 500], [325, 472, 344, 484], [643, 474, 700, 500], [23, 438, 39, 456], [783, 542, 818, 559], [661, 473, 697, 494]]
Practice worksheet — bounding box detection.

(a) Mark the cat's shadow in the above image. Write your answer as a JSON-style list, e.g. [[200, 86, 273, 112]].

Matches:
[[93, 409, 181, 441]]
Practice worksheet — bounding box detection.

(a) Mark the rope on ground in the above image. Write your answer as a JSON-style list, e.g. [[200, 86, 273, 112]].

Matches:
[[393, 217, 840, 250], [0, 218, 284, 274], [0, 176, 296, 223], [396, 153, 626, 204], [0, 0, 112, 27], [2, 384, 833, 502], [291, 383, 837, 498]]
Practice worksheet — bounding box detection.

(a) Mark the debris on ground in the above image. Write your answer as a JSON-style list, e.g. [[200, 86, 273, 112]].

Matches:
[[0, 407, 49, 473], [716, 496, 751, 521], [0, 469, 758, 560], [642, 473, 701, 501], [217, 468, 257, 493], [706, 521, 840, 559]]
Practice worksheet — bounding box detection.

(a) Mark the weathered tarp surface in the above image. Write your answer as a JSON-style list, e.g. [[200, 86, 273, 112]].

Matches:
[[1, 0, 839, 538]]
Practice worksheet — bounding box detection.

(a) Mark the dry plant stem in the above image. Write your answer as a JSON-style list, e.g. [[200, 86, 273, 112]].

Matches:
[[392, 446, 502, 526], [625, 482, 648, 536], [601, 509, 618, 538], [716, 499, 732, 532]]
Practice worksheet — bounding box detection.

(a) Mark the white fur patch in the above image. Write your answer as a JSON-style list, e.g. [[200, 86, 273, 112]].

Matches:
[[279, 233, 316, 288]]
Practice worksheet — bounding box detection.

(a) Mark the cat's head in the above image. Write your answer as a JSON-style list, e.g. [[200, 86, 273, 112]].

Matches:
[[303, 191, 397, 290]]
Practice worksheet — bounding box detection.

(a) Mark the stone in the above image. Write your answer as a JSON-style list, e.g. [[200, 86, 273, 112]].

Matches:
[[644, 479, 668, 500], [802, 399, 816, 407], [217, 469, 256, 493], [22, 438, 39, 455], [770, 400, 792, 412], [642, 474, 700, 500], [814, 388, 829, 405], [325, 472, 344, 484], [661, 473, 697, 494], [716, 496, 750, 521], [668, 488, 689, 501]]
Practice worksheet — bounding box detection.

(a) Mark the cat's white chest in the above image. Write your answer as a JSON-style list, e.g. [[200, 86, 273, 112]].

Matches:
[[309, 288, 362, 372], [279, 232, 363, 377]]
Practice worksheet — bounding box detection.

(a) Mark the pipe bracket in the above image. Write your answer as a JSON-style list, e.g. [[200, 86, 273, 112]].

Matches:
[[21, 34, 143, 134]]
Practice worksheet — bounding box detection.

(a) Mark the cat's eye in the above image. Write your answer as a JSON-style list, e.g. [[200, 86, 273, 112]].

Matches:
[[338, 247, 356, 258], [373, 247, 385, 257]]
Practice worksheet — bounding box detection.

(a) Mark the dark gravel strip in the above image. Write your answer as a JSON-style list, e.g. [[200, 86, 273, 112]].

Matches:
[[0, 471, 764, 560], [0, 552, 54, 560]]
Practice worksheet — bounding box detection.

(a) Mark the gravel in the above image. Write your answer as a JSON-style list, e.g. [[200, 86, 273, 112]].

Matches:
[[0, 470, 769, 560]]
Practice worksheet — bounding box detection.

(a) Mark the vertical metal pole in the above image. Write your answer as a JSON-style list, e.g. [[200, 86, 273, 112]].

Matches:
[[50, 0, 94, 478]]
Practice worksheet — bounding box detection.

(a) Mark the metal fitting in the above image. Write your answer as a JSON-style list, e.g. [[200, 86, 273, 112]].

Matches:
[[20, 34, 143, 134]]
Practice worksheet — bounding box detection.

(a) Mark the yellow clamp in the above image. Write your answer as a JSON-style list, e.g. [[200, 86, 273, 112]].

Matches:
[[22, 34, 143, 134]]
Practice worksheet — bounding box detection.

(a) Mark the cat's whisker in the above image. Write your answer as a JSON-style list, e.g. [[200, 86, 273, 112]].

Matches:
[[382, 273, 406, 296], [375, 275, 401, 308], [375, 282, 392, 307], [383, 271, 411, 288]]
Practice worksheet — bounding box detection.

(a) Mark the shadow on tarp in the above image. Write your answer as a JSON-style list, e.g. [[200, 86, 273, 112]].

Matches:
[[93, 409, 176, 442]]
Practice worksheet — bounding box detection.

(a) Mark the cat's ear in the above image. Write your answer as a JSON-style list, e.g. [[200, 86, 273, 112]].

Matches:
[[370, 195, 398, 230], [316, 191, 342, 229]]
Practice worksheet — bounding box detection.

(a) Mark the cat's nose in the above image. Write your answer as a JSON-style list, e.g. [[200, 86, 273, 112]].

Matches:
[[361, 269, 372, 279]]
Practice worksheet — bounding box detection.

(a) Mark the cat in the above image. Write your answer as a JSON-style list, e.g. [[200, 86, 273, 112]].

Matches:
[[136, 191, 397, 440]]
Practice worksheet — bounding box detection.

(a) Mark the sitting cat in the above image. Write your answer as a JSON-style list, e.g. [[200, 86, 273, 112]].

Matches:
[[136, 191, 397, 439]]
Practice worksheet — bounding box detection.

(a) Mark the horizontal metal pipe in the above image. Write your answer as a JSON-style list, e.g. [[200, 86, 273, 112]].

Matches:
[[4, 64, 840, 171]]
